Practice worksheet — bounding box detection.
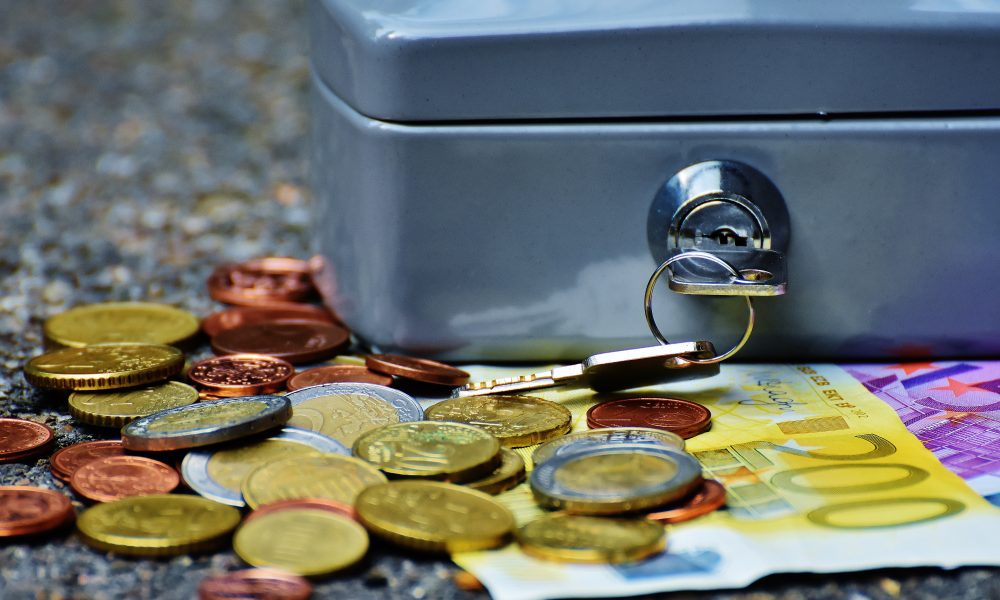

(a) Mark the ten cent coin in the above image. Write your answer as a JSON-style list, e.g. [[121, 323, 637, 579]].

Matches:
[[532, 427, 685, 467], [68, 381, 199, 428], [24, 343, 184, 392], [76, 494, 240, 556], [587, 397, 712, 439], [425, 395, 571, 448], [517, 514, 666, 564], [44, 302, 199, 348], [285, 383, 422, 447], [198, 569, 313, 600], [211, 321, 349, 364], [353, 421, 500, 483], [70, 456, 180, 503], [0, 486, 74, 537], [365, 354, 469, 387], [0, 418, 55, 463], [242, 453, 386, 509], [188, 354, 295, 397], [50, 440, 126, 482], [356, 481, 514, 553], [234, 508, 368, 576], [287, 365, 392, 390], [122, 395, 291, 451]]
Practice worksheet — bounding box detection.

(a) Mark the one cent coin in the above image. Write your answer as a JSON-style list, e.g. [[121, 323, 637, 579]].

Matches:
[[202, 305, 338, 338], [365, 354, 470, 386], [188, 354, 296, 397], [71, 456, 180, 503], [244, 498, 357, 524], [0, 418, 55, 463], [287, 365, 392, 390], [207, 257, 317, 306], [647, 479, 727, 524], [198, 568, 313, 600], [0, 486, 74, 537], [211, 321, 349, 364], [50, 440, 126, 482], [586, 397, 712, 439]]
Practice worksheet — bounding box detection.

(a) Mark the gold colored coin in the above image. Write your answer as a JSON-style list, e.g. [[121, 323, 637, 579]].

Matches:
[[69, 381, 199, 427], [44, 302, 199, 348], [352, 421, 501, 483], [465, 449, 526, 495], [242, 454, 387, 509], [356, 481, 514, 553], [424, 395, 572, 448], [516, 514, 666, 564], [287, 392, 401, 447], [234, 508, 368, 576], [24, 343, 185, 391], [76, 494, 240, 556]]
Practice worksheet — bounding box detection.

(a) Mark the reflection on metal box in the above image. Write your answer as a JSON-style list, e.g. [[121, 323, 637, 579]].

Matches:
[[309, 0, 1000, 361]]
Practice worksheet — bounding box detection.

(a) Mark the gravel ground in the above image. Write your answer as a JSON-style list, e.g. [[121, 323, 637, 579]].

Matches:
[[0, 1, 997, 599]]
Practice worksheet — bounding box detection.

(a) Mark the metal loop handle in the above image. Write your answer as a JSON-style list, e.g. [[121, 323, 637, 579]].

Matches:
[[644, 251, 755, 365]]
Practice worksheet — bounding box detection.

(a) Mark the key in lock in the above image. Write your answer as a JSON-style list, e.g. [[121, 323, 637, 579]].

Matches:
[[647, 160, 790, 296]]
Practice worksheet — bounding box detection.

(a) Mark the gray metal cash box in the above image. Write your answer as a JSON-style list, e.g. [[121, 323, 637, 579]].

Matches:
[[308, 0, 1000, 362]]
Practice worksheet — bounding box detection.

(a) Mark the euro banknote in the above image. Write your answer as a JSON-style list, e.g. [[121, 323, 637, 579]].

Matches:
[[442, 363, 1000, 600]]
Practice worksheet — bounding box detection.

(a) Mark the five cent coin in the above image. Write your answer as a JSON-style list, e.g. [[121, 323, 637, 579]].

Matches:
[[365, 354, 469, 387], [211, 320, 349, 364], [70, 456, 180, 503]]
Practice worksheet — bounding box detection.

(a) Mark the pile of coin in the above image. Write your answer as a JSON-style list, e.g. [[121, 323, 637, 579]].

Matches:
[[2, 255, 729, 593]]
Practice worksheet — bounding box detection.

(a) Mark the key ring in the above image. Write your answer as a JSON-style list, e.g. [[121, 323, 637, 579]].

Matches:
[[644, 251, 755, 365]]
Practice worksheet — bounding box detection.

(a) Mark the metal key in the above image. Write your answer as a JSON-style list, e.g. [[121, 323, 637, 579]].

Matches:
[[451, 341, 719, 398]]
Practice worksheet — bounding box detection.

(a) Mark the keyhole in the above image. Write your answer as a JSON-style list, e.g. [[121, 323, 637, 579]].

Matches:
[[708, 227, 749, 247]]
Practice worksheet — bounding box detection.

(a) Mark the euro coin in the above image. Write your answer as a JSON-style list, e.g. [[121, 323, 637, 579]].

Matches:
[[187, 354, 295, 397], [234, 508, 368, 576], [242, 453, 386, 509], [287, 365, 392, 390], [530, 446, 703, 514], [531, 427, 685, 467], [0, 487, 74, 537], [517, 514, 666, 564], [424, 395, 571, 448], [586, 397, 712, 439], [646, 479, 727, 524], [465, 449, 526, 495], [353, 421, 500, 483], [285, 383, 422, 447], [68, 381, 199, 428], [181, 427, 348, 507], [24, 343, 184, 392], [197, 569, 313, 600], [50, 440, 125, 482], [356, 481, 514, 553], [365, 354, 470, 386], [77, 494, 240, 556], [210, 320, 348, 364], [0, 418, 55, 463], [70, 456, 180, 503], [122, 395, 291, 451], [44, 302, 199, 348]]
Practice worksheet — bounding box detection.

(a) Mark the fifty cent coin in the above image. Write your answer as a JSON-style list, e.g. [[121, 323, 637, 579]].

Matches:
[[188, 354, 295, 397], [211, 320, 349, 364], [425, 395, 571, 448], [353, 421, 501, 483], [587, 397, 712, 439], [44, 302, 199, 348], [122, 395, 291, 451], [285, 383, 422, 447]]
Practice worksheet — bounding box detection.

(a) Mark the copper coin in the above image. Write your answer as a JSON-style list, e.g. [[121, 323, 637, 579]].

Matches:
[[189, 354, 296, 397], [50, 440, 126, 482], [198, 568, 313, 600], [202, 305, 338, 338], [286, 365, 392, 391], [70, 456, 180, 503], [244, 498, 357, 524], [207, 258, 317, 307], [365, 354, 470, 386], [646, 479, 727, 524], [0, 418, 55, 463], [0, 486, 74, 537], [211, 321, 349, 365], [586, 397, 712, 439]]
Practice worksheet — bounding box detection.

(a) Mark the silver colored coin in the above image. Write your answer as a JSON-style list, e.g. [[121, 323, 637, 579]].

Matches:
[[532, 427, 685, 466], [181, 426, 349, 507], [530, 446, 703, 514], [122, 395, 291, 451], [283, 383, 423, 447]]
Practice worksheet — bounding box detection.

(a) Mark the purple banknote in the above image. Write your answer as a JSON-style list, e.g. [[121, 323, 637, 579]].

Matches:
[[845, 362, 1000, 506]]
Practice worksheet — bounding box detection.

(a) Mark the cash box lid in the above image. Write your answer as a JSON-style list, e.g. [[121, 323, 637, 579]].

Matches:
[[311, 0, 1000, 122]]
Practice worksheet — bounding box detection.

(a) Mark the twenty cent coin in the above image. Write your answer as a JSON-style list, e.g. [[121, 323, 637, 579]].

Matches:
[[50, 440, 126, 482], [24, 343, 185, 392], [76, 494, 240, 556], [211, 320, 349, 364], [44, 302, 199, 348], [531, 427, 685, 467], [122, 395, 291, 451], [285, 383, 422, 447], [356, 481, 514, 553], [353, 421, 500, 483], [365, 354, 470, 387], [647, 479, 727, 524], [0, 418, 55, 463], [517, 514, 666, 564], [287, 365, 392, 390], [181, 427, 349, 507], [188, 354, 295, 397], [70, 456, 180, 503], [242, 453, 386, 509], [0, 486, 74, 537], [198, 569, 313, 600], [587, 397, 712, 439], [234, 508, 368, 576], [424, 395, 571, 448], [68, 381, 199, 428]]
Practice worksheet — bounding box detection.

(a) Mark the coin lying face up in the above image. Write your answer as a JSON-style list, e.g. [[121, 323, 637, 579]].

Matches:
[[517, 514, 666, 564], [181, 427, 349, 507], [68, 381, 199, 428], [531, 427, 685, 467], [0, 486, 75, 538], [242, 452, 387, 509], [353, 421, 501, 483], [121, 395, 291, 451], [424, 394, 571, 448], [43, 301, 199, 348], [187, 354, 296, 397], [284, 383, 423, 447], [24, 343, 185, 392], [0, 418, 55, 463], [234, 508, 369, 576]]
